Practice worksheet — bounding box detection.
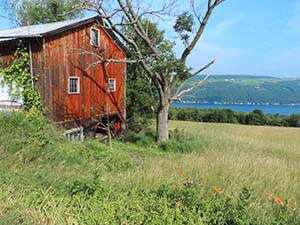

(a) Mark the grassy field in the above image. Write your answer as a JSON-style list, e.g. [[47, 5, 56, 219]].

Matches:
[[1, 112, 300, 224], [116, 121, 300, 198]]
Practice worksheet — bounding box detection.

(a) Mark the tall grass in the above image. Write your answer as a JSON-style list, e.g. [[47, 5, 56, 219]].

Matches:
[[112, 121, 300, 206], [1, 113, 300, 224]]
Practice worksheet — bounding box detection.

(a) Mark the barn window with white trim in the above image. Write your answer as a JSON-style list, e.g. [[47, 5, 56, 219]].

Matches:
[[68, 77, 80, 94], [108, 78, 116, 92]]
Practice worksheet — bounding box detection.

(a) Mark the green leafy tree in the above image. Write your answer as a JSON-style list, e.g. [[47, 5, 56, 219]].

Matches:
[[124, 21, 168, 132], [4, 0, 84, 25], [245, 109, 265, 125], [286, 114, 300, 127], [126, 63, 155, 132]]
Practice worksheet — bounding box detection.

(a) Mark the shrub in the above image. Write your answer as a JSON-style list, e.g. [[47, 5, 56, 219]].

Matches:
[[0, 111, 149, 176], [119, 131, 156, 147], [126, 113, 152, 133], [0, 112, 60, 163], [66, 179, 300, 224], [159, 128, 200, 153]]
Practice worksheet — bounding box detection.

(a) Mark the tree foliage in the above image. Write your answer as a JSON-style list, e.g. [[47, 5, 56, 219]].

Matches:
[[126, 63, 155, 132], [173, 11, 194, 46], [169, 107, 300, 128], [4, 0, 84, 25]]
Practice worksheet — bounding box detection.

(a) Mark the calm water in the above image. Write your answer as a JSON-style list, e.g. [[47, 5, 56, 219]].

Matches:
[[172, 102, 300, 116]]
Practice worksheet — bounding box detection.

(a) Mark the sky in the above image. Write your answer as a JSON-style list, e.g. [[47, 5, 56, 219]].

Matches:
[[0, 0, 300, 78], [184, 0, 300, 78]]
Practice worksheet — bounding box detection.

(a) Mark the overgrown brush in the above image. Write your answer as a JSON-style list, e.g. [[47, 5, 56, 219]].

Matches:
[[0, 112, 151, 169], [2, 174, 299, 224], [119, 128, 208, 153], [1, 113, 300, 224], [0, 112, 60, 163]]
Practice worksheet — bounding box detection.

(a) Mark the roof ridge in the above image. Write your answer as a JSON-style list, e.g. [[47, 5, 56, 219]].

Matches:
[[0, 15, 99, 39], [0, 15, 98, 31]]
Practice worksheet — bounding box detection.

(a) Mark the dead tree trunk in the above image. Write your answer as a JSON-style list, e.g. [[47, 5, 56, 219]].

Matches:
[[156, 94, 170, 142]]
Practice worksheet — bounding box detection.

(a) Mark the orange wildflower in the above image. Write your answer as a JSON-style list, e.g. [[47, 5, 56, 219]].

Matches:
[[178, 169, 184, 176], [175, 200, 182, 207], [215, 187, 222, 193], [274, 197, 283, 205]]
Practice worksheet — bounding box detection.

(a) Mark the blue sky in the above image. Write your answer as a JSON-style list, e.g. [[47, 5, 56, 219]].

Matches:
[[0, 0, 300, 78], [185, 0, 300, 78]]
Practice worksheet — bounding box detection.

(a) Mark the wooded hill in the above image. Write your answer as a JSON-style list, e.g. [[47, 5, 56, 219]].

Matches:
[[183, 75, 300, 105]]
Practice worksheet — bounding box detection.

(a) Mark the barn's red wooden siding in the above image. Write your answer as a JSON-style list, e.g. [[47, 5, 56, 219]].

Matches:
[[0, 43, 16, 67], [0, 20, 126, 130]]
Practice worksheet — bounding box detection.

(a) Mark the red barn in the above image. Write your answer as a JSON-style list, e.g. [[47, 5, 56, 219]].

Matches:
[[0, 16, 126, 135]]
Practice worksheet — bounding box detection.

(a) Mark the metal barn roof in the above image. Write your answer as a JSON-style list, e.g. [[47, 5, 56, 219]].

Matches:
[[0, 15, 99, 42]]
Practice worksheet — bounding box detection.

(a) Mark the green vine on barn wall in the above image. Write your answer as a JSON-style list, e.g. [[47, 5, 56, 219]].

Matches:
[[0, 43, 41, 114]]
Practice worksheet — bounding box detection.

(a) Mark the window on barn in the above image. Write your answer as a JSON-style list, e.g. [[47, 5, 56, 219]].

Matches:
[[68, 77, 80, 94], [90, 27, 100, 47], [108, 78, 116, 92]]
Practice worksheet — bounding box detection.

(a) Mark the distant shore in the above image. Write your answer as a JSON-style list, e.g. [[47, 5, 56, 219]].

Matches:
[[177, 101, 300, 106], [172, 102, 300, 115]]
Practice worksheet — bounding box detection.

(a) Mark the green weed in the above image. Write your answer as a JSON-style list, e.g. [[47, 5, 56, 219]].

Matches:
[[1, 113, 300, 224]]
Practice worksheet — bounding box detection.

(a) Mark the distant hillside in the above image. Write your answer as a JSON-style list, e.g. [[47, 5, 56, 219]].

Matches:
[[182, 75, 300, 105]]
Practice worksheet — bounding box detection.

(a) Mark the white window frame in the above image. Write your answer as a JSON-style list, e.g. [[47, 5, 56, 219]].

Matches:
[[68, 77, 80, 94], [90, 27, 100, 47], [108, 78, 116, 93]]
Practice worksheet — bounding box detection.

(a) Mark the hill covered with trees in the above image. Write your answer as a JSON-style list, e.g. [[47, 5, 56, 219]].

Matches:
[[183, 75, 300, 105]]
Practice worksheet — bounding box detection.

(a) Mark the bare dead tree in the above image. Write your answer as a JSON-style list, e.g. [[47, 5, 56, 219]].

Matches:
[[83, 0, 224, 142]]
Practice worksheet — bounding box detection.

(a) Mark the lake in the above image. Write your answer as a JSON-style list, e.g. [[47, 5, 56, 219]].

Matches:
[[172, 102, 300, 116]]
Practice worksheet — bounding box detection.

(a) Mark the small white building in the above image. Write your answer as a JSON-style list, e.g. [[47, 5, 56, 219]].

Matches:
[[0, 80, 22, 111]]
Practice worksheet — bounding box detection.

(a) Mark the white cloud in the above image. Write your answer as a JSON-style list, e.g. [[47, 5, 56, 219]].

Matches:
[[203, 16, 241, 41], [186, 40, 248, 75]]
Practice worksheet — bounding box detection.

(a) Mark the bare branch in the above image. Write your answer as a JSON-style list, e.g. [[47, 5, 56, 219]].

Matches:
[[75, 48, 136, 70], [172, 59, 215, 99], [190, 0, 201, 22], [0, 14, 19, 23], [170, 57, 215, 91], [92, 2, 166, 94], [191, 59, 215, 77], [123, 0, 161, 56], [137, 0, 178, 19], [208, 0, 212, 8], [86, 58, 136, 70], [147, 77, 157, 113], [171, 74, 210, 101], [214, 0, 225, 7], [181, 0, 224, 63], [57, 2, 86, 17], [168, 1, 223, 93]]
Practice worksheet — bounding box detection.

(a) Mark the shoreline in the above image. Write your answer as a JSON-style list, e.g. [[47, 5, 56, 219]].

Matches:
[[176, 102, 300, 106]]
